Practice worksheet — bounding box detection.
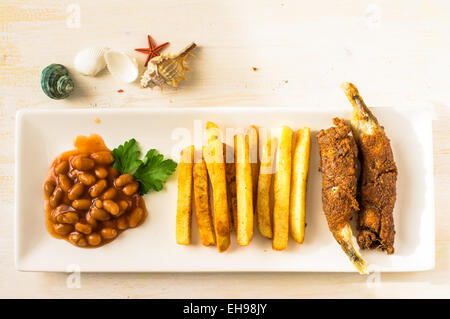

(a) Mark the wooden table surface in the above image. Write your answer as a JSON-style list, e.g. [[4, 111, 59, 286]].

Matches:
[[1, 0, 449, 298]]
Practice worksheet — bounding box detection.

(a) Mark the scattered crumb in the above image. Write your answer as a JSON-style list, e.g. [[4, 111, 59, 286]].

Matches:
[[305, 223, 307, 228], [252, 67, 258, 71], [169, 99, 173, 103], [94, 118, 101, 124], [117, 89, 124, 93], [284, 80, 288, 83]]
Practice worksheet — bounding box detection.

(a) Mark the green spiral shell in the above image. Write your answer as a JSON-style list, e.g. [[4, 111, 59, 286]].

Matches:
[[41, 64, 74, 99]]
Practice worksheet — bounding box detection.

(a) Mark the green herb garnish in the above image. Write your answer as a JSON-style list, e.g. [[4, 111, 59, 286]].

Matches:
[[134, 149, 178, 194], [111, 138, 142, 174], [111, 139, 177, 195]]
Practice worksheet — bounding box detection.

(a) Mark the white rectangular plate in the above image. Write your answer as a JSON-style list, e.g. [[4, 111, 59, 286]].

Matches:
[[15, 107, 434, 272]]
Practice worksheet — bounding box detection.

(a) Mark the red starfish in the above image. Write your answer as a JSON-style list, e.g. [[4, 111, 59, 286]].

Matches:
[[135, 35, 169, 67]]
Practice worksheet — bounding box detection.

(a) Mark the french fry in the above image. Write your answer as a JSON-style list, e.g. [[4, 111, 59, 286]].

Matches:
[[272, 126, 293, 250], [234, 134, 254, 245], [204, 122, 231, 252], [176, 145, 194, 245], [290, 128, 311, 244], [257, 137, 277, 238], [193, 152, 216, 246], [224, 143, 238, 231], [206, 122, 223, 163], [249, 125, 260, 207]]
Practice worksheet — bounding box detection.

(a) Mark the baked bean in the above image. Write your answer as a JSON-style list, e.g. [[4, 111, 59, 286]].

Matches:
[[56, 212, 79, 224], [108, 166, 120, 178], [91, 151, 114, 165], [52, 204, 72, 219], [85, 212, 98, 228], [102, 220, 116, 229], [44, 180, 56, 199], [68, 183, 84, 200], [68, 232, 87, 247], [90, 207, 110, 221], [119, 200, 129, 212], [53, 223, 73, 236], [58, 174, 72, 192], [94, 166, 108, 179], [115, 174, 134, 187], [128, 207, 144, 228], [94, 199, 103, 208], [89, 179, 107, 197], [54, 161, 69, 175], [103, 200, 120, 215], [72, 199, 91, 210], [123, 182, 139, 196], [63, 194, 72, 205], [67, 169, 80, 179], [101, 228, 117, 239], [87, 233, 102, 246], [116, 215, 128, 230], [78, 173, 96, 186], [75, 222, 92, 235], [101, 187, 117, 200], [72, 156, 95, 171], [49, 187, 64, 208]]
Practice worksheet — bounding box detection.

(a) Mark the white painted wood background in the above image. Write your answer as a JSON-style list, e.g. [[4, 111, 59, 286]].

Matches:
[[1, 0, 449, 298]]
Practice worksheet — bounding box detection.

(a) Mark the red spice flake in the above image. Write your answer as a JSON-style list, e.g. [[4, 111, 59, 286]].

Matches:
[[252, 67, 258, 71], [117, 89, 124, 93]]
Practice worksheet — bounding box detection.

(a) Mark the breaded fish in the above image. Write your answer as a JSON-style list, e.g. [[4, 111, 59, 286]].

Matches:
[[341, 82, 397, 254], [317, 118, 368, 274]]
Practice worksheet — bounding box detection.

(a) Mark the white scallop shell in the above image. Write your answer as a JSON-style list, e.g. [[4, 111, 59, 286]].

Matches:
[[104, 50, 138, 83], [74, 46, 109, 76]]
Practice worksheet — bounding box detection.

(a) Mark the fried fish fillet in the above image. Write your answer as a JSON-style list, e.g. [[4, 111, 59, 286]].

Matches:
[[341, 82, 397, 254], [317, 118, 368, 274]]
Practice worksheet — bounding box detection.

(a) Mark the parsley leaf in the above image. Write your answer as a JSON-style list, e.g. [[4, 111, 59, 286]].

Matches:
[[111, 138, 142, 174], [111, 140, 177, 195], [133, 149, 177, 194]]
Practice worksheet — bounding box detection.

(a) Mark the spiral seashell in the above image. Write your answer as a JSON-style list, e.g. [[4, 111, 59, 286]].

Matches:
[[140, 42, 196, 89], [41, 64, 74, 99]]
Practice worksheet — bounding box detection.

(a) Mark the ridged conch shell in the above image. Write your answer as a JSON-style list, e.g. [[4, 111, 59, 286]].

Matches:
[[74, 47, 109, 76], [140, 42, 196, 89], [104, 50, 139, 83], [41, 64, 74, 99]]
